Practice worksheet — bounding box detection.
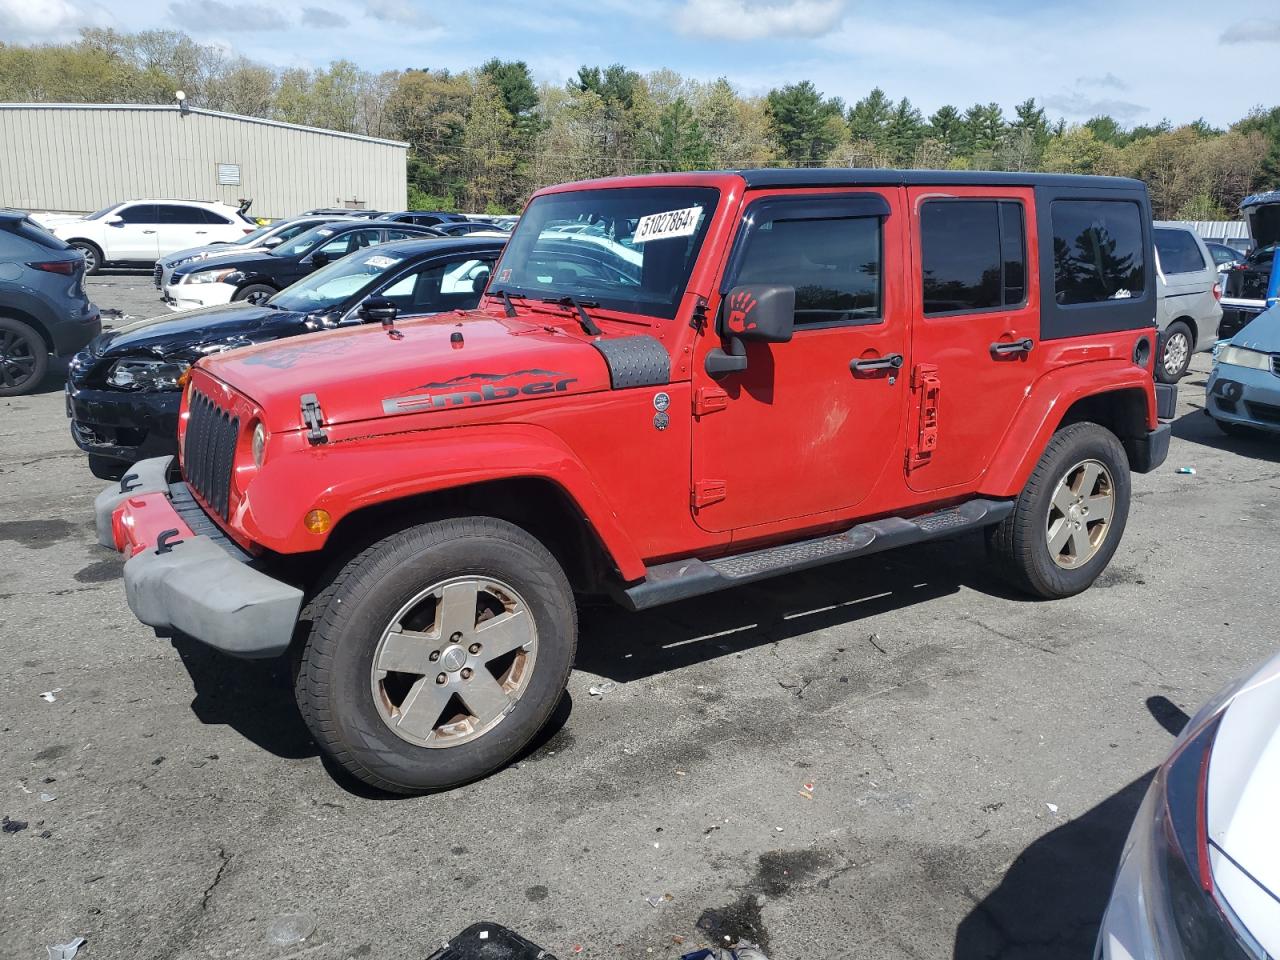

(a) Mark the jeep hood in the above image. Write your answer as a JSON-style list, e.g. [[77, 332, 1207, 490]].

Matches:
[[200, 311, 619, 432]]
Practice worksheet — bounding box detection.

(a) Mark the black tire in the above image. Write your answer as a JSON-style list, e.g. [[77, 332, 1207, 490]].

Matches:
[[987, 422, 1131, 599], [87, 454, 127, 481], [69, 241, 102, 275], [294, 517, 576, 793], [0, 316, 50, 397], [1156, 321, 1193, 384], [233, 283, 276, 304]]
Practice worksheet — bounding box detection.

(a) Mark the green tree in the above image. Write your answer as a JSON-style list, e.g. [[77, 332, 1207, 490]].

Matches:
[[846, 87, 893, 146], [1235, 106, 1280, 187], [963, 102, 1005, 153], [649, 96, 712, 171], [927, 105, 965, 155], [883, 97, 925, 165], [765, 80, 844, 165]]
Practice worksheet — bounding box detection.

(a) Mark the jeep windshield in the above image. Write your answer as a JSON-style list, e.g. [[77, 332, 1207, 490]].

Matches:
[[491, 186, 719, 320], [269, 249, 406, 312]]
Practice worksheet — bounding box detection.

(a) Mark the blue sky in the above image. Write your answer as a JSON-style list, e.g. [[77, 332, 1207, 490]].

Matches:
[[5, 0, 1279, 126]]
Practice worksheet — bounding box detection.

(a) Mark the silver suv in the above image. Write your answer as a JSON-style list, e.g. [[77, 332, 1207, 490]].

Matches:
[[1154, 226, 1223, 383]]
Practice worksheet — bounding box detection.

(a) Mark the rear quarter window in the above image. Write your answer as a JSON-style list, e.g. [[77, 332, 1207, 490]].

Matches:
[[11, 220, 70, 251], [1154, 229, 1208, 275], [1051, 200, 1147, 305]]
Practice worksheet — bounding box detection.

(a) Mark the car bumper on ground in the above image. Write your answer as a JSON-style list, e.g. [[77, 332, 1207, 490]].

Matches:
[[95, 456, 303, 659], [163, 281, 237, 312], [66, 380, 180, 475], [51, 308, 102, 358], [1206, 363, 1280, 433]]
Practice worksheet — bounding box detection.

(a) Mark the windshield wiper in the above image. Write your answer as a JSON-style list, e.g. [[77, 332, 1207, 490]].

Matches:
[[541, 295, 602, 336], [489, 287, 525, 318]]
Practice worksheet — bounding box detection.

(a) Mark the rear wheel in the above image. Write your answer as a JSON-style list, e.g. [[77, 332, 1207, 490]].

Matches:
[[0, 316, 49, 397], [69, 241, 101, 275], [295, 517, 576, 793], [1157, 321, 1193, 384], [234, 283, 276, 304], [988, 422, 1131, 599]]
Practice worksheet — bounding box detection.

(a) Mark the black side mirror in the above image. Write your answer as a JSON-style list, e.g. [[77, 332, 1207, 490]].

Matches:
[[262, 236, 282, 248], [359, 296, 397, 325], [705, 284, 795, 377], [310, 251, 329, 268]]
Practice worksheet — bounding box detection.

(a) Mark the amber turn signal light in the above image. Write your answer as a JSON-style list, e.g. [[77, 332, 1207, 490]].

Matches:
[[304, 509, 332, 534]]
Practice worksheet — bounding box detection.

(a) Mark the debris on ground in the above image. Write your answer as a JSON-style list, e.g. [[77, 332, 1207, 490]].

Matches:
[[587, 681, 616, 698], [2, 816, 28, 833], [867, 633, 887, 654], [1177, 466, 1197, 475], [266, 913, 317, 947], [799, 781, 815, 800], [46, 937, 86, 960], [681, 942, 769, 960], [39, 689, 61, 703], [644, 893, 673, 908], [1045, 802, 1059, 814], [39, 793, 56, 802]]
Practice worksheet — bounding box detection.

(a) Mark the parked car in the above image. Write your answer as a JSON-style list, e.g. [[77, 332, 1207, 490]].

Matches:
[[153, 215, 363, 292], [377, 210, 470, 228], [1205, 240, 1247, 270], [47, 200, 257, 274], [93, 169, 1171, 793], [1204, 305, 1280, 438], [436, 221, 509, 237], [68, 235, 503, 478], [1153, 226, 1223, 383], [0, 210, 100, 396], [301, 207, 383, 219], [162, 220, 442, 311], [1096, 649, 1280, 959]]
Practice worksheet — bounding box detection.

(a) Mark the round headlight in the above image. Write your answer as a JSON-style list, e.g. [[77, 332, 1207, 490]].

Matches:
[[252, 422, 268, 468]]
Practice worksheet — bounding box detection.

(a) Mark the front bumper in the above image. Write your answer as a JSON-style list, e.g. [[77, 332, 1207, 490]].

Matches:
[[1205, 362, 1280, 434], [66, 379, 180, 472], [95, 456, 303, 659], [163, 280, 236, 312], [1126, 424, 1171, 474]]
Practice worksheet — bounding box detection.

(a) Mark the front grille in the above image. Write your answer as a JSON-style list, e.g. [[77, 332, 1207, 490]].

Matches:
[[153, 263, 164, 288], [184, 389, 239, 520], [1272, 356, 1280, 378], [1245, 400, 1280, 425]]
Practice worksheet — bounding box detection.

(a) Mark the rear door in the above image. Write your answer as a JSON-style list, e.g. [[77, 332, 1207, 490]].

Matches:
[[107, 204, 160, 261], [690, 188, 910, 533], [905, 187, 1042, 493], [155, 204, 215, 256]]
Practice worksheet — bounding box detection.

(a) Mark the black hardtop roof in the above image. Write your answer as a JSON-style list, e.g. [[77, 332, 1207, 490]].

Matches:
[[731, 167, 1146, 192]]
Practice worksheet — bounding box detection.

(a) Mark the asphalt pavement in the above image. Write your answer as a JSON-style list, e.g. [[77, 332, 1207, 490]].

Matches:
[[2, 271, 1276, 959]]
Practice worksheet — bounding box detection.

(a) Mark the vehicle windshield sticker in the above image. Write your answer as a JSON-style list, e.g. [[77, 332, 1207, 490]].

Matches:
[[364, 255, 401, 269], [632, 205, 703, 244], [317, 228, 334, 236]]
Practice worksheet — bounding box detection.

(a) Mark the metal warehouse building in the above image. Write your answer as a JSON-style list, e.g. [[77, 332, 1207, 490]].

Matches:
[[0, 103, 408, 219]]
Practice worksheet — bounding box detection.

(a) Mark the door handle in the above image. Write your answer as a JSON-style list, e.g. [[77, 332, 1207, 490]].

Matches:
[[851, 353, 904, 373], [990, 338, 1034, 356], [142, 230, 157, 234]]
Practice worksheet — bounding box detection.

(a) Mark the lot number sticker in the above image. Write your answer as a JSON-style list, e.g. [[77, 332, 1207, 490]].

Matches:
[[633, 206, 702, 244]]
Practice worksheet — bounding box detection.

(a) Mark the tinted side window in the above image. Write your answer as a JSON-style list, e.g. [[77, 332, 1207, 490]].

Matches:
[[117, 204, 159, 224], [921, 200, 1026, 315], [157, 205, 207, 225], [1154, 229, 1208, 275], [1052, 201, 1146, 305], [14, 221, 69, 251], [734, 217, 881, 326]]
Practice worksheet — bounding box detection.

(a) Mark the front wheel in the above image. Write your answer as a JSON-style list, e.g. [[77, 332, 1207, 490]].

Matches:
[[294, 517, 577, 793], [234, 283, 276, 304], [987, 422, 1131, 599]]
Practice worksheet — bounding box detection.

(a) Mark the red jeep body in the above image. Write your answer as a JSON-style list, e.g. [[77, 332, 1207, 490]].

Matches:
[[97, 169, 1172, 791]]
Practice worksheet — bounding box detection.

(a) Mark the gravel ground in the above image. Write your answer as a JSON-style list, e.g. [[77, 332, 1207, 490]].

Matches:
[[2, 272, 1276, 960]]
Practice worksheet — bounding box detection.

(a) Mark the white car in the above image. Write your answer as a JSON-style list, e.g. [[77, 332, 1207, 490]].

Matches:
[[1096, 650, 1280, 959], [48, 199, 256, 274]]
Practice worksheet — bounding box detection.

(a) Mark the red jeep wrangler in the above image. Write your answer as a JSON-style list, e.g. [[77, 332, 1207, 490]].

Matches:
[[96, 170, 1172, 793]]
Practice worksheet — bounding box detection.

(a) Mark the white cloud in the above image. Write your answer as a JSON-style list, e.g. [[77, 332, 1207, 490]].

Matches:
[[1076, 72, 1127, 91], [168, 0, 287, 31], [676, 0, 844, 41], [1042, 91, 1147, 122], [300, 5, 349, 28], [0, 0, 111, 39], [365, 0, 434, 26], [1220, 19, 1280, 44]]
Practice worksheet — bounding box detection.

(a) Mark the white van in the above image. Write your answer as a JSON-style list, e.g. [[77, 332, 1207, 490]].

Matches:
[[1153, 226, 1223, 383]]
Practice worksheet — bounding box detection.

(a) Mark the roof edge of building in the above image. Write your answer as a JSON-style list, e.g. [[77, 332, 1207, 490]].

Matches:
[[0, 102, 409, 149]]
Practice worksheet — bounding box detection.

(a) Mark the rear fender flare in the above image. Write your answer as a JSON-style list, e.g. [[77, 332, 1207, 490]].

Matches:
[[979, 361, 1156, 497], [237, 422, 647, 579]]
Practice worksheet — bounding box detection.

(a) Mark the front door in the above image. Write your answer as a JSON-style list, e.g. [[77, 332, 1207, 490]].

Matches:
[[691, 189, 909, 533], [904, 187, 1042, 493], [108, 203, 161, 261]]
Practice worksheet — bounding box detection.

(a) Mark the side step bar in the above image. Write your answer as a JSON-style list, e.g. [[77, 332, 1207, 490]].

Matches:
[[619, 498, 1014, 611]]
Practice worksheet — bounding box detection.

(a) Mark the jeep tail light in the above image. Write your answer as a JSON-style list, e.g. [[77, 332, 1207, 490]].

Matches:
[[28, 260, 77, 275]]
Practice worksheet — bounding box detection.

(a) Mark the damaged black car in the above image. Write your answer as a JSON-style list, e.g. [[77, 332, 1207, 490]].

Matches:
[[66, 236, 504, 479]]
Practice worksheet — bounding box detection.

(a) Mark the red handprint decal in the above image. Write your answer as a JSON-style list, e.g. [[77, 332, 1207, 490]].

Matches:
[[725, 290, 758, 334]]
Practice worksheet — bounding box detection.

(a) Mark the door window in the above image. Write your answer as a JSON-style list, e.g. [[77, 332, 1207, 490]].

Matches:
[[1051, 200, 1146, 304], [157, 205, 208, 225], [384, 228, 422, 242], [733, 215, 882, 327], [318, 229, 380, 258], [921, 200, 1026, 315], [379, 257, 496, 315], [117, 204, 159, 224], [1154, 229, 1208, 275]]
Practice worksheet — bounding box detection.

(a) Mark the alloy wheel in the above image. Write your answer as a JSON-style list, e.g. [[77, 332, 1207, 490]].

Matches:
[[1046, 458, 1115, 570], [0, 329, 38, 390], [1163, 332, 1190, 379], [369, 576, 538, 748]]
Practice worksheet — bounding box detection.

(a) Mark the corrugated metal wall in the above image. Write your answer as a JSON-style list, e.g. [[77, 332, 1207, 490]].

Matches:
[[1156, 219, 1250, 240], [0, 105, 407, 219]]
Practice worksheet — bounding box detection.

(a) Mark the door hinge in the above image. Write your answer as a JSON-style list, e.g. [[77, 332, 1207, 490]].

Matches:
[[692, 479, 726, 509], [693, 386, 729, 418], [908, 364, 940, 471], [300, 392, 328, 445]]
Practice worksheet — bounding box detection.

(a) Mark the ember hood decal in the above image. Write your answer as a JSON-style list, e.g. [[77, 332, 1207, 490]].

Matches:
[[411, 369, 565, 390], [383, 369, 577, 415]]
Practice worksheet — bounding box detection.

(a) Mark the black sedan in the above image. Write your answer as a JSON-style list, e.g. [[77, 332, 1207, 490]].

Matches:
[[68, 236, 504, 479], [161, 221, 442, 311]]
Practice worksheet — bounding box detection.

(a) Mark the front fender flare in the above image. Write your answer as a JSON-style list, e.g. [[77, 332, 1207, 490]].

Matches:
[[979, 361, 1156, 497], [237, 422, 647, 580]]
